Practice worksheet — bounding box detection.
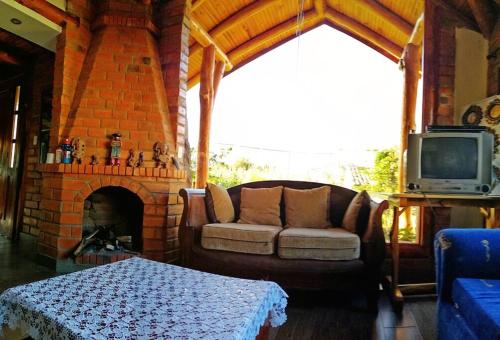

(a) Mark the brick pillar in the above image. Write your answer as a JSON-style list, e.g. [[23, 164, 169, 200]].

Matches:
[[50, 0, 93, 151], [487, 20, 500, 96], [157, 0, 191, 166]]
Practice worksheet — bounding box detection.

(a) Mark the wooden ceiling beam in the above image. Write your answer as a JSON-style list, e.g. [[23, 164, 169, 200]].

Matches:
[[314, 0, 326, 16], [354, 0, 413, 37], [209, 0, 282, 39], [407, 13, 424, 46], [0, 51, 21, 65], [323, 20, 400, 63], [190, 0, 281, 53], [325, 7, 403, 59], [191, 0, 209, 13], [15, 0, 79, 26], [429, 0, 479, 31], [188, 12, 321, 89], [227, 10, 319, 62], [190, 17, 233, 71], [466, 0, 496, 38]]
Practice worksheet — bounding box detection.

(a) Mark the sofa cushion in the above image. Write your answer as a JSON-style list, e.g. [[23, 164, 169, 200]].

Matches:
[[278, 227, 360, 260], [205, 183, 235, 223], [283, 186, 331, 228], [238, 186, 283, 226], [452, 278, 500, 340], [342, 190, 371, 234], [201, 223, 282, 255]]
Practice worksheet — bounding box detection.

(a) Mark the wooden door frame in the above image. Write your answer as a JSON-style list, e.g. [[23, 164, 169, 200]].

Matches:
[[0, 70, 28, 241]]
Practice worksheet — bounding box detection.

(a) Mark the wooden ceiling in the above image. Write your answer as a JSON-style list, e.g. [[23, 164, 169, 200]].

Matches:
[[187, 0, 425, 88], [188, 0, 500, 89]]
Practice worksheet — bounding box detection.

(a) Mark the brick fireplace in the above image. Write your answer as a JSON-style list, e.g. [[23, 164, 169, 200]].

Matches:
[[38, 163, 186, 270], [35, 0, 190, 271]]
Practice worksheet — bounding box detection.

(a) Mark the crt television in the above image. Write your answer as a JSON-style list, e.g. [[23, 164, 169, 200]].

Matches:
[[406, 130, 494, 194]]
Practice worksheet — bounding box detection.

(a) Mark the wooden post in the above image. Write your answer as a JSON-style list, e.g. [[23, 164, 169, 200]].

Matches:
[[196, 46, 225, 189], [399, 43, 421, 193], [398, 44, 421, 232]]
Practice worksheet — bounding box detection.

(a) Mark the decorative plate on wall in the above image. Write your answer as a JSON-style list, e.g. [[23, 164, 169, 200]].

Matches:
[[462, 105, 483, 125], [485, 99, 500, 125]]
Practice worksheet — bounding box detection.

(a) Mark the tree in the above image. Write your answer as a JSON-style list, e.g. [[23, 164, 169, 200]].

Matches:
[[191, 147, 272, 188], [353, 147, 415, 242]]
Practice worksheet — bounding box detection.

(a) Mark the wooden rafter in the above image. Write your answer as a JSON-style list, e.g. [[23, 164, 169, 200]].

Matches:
[[325, 7, 403, 59], [355, 0, 413, 37], [191, 0, 209, 13], [190, 17, 233, 71], [0, 51, 21, 65], [407, 13, 424, 46], [313, 0, 326, 16], [227, 10, 319, 62], [429, 0, 479, 31], [188, 16, 323, 88], [323, 20, 400, 63], [466, 0, 496, 38], [190, 0, 281, 55], [15, 0, 79, 26]]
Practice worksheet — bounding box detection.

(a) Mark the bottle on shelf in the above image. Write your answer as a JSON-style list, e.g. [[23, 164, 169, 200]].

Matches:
[[61, 138, 72, 164], [55, 146, 62, 164]]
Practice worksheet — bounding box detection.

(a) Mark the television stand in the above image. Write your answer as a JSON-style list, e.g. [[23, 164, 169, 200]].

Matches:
[[386, 192, 500, 312]]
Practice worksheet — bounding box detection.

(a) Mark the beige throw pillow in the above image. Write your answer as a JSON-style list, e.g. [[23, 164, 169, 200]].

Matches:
[[205, 183, 235, 223], [238, 186, 283, 226], [284, 186, 331, 228], [342, 190, 371, 233]]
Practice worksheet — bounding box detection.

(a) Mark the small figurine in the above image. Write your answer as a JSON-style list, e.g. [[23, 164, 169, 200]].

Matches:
[[153, 142, 169, 168], [90, 155, 99, 165], [153, 142, 179, 169], [138, 151, 144, 167], [71, 137, 86, 164], [61, 138, 72, 164], [127, 149, 138, 167], [110, 133, 122, 166]]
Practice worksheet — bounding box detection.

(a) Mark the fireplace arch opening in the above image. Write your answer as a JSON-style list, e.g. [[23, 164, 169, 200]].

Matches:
[[82, 186, 143, 252]]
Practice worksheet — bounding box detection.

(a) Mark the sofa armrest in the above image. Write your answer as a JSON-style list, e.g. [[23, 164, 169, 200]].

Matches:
[[360, 200, 389, 266], [179, 188, 209, 266], [435, 228, 500, 302]]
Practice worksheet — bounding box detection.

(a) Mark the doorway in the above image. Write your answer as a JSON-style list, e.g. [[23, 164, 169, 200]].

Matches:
[[0, 74, 25, 239]]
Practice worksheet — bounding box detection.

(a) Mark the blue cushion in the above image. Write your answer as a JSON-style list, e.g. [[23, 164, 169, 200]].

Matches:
[[437, 302, 477, 340], [452, 278, 500, 340]]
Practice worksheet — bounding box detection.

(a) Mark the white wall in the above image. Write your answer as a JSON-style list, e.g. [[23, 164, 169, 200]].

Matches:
[[454, 28, 489, 122]]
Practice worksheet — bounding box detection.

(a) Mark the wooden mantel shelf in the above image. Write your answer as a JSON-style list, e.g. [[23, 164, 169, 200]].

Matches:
[[37, 163, 186, 179]]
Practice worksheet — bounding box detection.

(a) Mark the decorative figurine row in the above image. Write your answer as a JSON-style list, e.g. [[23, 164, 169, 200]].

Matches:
[[49, 132, 179, 169]]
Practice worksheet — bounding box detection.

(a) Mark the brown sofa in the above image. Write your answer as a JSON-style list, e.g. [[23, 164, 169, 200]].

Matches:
[[179, 180, 388, 308]]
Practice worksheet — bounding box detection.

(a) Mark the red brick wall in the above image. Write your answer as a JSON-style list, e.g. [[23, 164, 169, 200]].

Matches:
[[20, 54, 55, 236], [37, 164, 186, 262], [32, 0, 190, 265], [487, 20, 500, 96], [157, 0, 191, 171], [425, 5, 457, 126]]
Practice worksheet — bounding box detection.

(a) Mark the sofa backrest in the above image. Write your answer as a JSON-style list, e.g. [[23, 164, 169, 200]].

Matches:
[[226, 180, 357, 227]]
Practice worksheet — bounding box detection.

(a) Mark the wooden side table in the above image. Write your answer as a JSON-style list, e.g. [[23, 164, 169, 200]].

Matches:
[[387, 193, 500, 312]]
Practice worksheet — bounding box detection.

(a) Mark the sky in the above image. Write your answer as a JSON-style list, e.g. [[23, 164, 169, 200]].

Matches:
[[187, 24, 418, 162]]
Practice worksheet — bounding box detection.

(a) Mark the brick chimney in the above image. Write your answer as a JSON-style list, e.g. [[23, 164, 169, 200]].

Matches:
[[37, 0, 189, 271]]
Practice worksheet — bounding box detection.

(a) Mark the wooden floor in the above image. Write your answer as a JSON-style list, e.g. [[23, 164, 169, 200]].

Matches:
[[0, 234, 437, 340], [271, 290, 436, 340]]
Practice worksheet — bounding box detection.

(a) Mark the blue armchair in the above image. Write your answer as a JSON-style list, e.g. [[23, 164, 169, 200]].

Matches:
[[435, 228, 500, 340]]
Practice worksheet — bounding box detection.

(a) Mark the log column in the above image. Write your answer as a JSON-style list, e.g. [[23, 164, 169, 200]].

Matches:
[[196, 45, 225, 188], [399, 43, 422, 193]]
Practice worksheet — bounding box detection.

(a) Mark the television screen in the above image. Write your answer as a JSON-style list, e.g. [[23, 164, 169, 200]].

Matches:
[[421, 137, 478, 179]]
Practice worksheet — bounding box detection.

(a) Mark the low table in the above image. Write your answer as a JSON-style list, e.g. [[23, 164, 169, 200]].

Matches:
[[0, 257, 288, 339]]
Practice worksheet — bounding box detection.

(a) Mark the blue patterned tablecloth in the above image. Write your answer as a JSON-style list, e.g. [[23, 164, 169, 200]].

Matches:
[[0, 257, 287, 340]]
